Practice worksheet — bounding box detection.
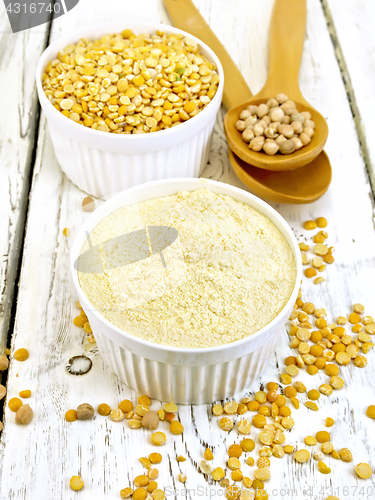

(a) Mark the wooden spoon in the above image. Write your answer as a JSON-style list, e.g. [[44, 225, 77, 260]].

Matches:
[[163, 0, 251, 110], [224, 0, 329, 171], [163, 0, 331, 203], [229, 149, 331, 204]]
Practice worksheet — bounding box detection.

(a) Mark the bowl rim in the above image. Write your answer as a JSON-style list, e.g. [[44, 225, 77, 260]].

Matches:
[[35, 21, 224, 141], [70, 178, 302, 354]]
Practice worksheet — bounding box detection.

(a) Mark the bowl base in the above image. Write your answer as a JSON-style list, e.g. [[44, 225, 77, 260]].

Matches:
[[95, 328, 282, 405]]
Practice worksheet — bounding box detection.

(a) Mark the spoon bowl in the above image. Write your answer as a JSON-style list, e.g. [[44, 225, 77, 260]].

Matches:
[[224, 0, 329, 172], [229, 149, 332, 204], [225, 97, 328, 171]]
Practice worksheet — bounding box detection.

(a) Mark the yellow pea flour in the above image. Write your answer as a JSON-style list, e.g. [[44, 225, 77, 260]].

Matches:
[[78, 188, 296, 348]]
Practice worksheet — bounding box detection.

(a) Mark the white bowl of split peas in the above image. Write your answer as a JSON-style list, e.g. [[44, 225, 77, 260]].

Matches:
[[36, 23, 224, 198]]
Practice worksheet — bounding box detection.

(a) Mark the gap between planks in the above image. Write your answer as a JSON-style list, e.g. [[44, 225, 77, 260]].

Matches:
[[320, 0, 375, 197], [0, 18, 54, 425]]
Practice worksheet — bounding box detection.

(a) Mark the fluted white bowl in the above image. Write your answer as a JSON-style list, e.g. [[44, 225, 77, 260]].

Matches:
[[71, 178, 302, 404], [36, 23, 224, 198]]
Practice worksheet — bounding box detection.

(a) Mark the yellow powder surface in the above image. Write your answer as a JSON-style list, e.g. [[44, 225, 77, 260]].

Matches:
[[78, 188, 296, 348]]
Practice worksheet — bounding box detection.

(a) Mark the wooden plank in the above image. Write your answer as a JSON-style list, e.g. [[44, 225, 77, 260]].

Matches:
[[0, 12, 50, 353], [322, 0, 375, 193], [1, 0, 375, 498]]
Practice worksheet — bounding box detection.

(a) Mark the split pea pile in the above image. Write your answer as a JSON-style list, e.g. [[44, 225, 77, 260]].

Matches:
[[235, 93, 315, 155], [287, 298, 373, 387], [300, 217, 334, 285], [119, 450, 166, 500], [65, 394, 183, 497], [205, 301, 374, 499], [42, 29, 220, 134]]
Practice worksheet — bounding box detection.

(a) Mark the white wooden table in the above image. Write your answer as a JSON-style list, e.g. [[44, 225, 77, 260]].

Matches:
[[1, 1, 375, 498]]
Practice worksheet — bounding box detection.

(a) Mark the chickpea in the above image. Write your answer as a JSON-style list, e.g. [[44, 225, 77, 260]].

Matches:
[[291, 121, 303, 134], [263, 141, 279, 155], [77, 403, 95, 420], [279, 139, 296, 155], [276, 134, 287, 145], [242, 128, 255, 143], [0, 355, 9, 371], [278, 123, 294, 139], [291, 136, 303, 150], [269, 107, 284, 122], [257, 104, 269, 118], [253, 123, 264, 137], [249, 136, 265, 151], [238, 95, 315, 154], [142, 411, 159, 430], [235, 120, 246, 132], [276, 93, 288, 104], [240, 110, 251, 120], [15, 404, 33, 425], [299, 132, 311, 145], [0, 384, 7, 400]]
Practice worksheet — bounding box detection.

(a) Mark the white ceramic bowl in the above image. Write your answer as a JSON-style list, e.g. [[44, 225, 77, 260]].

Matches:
[[36, 23, 224, 198], [71, 179, 302, 404]]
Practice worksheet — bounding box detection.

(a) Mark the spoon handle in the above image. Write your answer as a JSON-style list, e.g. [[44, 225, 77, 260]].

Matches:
[[259, 0, 307, 103], [163, 0, 252, 109]]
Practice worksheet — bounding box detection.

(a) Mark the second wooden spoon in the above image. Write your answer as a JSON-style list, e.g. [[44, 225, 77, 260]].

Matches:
[[224, 0, 329, 171], [163, 0, 331, 203]]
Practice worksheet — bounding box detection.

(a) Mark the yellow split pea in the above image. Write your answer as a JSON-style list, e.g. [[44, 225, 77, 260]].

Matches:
[[14, 348, 29, 361], [295, 449, 310, 462], [70, 476, 84, 491], [19, 390, 31, 398], [304, 436, 317, 446], [170, 420, 184, 435], [8, 398, 23, 412], [65, 409, 78, 422], [355, 463, 372, 479], [42, 30, 220, 135], [151, 432, 166, 445]]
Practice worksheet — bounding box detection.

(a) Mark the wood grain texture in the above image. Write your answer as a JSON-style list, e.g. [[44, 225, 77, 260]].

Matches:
[[222, 0, 330, 177], [1, 1, 375, 499], [0, 10, 49, 354], [163, 0, 253, 109], [324, 0, 375, 194]]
